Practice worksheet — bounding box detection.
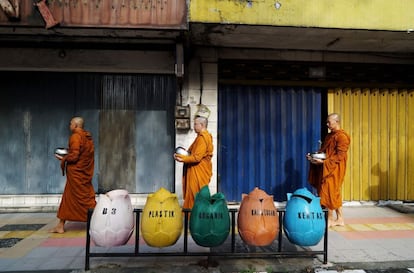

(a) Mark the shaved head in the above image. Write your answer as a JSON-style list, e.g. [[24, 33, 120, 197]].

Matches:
[[71, 117, 84, 128]]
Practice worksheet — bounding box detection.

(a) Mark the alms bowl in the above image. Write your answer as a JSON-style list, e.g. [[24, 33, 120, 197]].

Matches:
[[175, 146, 189, 156], [55, 147, 68, 156], [311, 152, 326, 160]]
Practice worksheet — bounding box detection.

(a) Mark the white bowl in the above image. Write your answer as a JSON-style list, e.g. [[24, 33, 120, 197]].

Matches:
[[311, 152, 326, 160], [175, 146, 189, 156], [55, 147, 68, 156]]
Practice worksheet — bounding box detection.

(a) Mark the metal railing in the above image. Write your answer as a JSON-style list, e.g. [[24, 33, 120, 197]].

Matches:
[[85, 207, 328, 270]]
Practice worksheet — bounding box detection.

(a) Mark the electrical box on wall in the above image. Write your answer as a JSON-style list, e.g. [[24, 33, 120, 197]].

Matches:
[[175, 105, 191, 130]]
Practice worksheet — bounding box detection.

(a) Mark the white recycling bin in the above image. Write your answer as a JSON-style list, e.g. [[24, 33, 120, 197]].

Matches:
[[90, 189, 134, 247]]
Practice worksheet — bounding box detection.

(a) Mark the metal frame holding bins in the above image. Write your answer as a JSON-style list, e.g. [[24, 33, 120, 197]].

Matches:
[[85, 207, 328, 270]]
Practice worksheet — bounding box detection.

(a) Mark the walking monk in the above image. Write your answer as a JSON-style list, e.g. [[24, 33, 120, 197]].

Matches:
[[306, 113, 350, 227], [174, 116, 213, 209], [49, 116, 96, 233]]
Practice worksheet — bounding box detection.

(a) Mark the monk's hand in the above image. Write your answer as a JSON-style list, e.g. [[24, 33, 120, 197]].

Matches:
[[60, 159, 66, 176], [174, 153, 184, 162], [311, 158, 324, 165], [55, 154, 63, 160]]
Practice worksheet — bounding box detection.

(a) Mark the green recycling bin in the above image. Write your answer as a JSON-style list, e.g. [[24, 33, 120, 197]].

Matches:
[[189, 185, 230, 247]]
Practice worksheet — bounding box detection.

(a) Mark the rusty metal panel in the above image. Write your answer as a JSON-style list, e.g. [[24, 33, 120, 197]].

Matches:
[[0, 0, 187, 29], [328, 88, 414, 201], [98, 74, 176, 194]]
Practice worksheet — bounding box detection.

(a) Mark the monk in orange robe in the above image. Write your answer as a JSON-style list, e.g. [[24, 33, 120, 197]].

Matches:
[[307, 113, 350, 227], [174, 116, 213, 209], [49, 116, 96, 233]]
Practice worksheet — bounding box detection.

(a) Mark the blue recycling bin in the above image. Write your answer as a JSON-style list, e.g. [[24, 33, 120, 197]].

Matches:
[[283, 188, 326, 246]]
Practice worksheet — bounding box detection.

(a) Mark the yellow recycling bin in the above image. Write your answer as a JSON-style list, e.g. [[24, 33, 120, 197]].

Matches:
[[141, 187, 183, 247]]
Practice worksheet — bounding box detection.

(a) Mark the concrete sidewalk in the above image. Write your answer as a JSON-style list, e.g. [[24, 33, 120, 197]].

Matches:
[[1, 203, 414, 273]]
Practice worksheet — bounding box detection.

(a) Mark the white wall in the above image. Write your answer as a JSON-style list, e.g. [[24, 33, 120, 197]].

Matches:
[[174, 49, 219, 202]]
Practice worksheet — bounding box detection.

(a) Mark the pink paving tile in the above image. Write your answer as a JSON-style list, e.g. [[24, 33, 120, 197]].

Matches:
[[338, 230, 414, 240], [344, 217, 414, 225], [41, 234, 139, 247], [41, 237, 86, 247], [65, 222, 87, 229]]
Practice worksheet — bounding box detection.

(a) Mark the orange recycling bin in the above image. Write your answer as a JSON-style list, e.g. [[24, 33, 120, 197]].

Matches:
[[237, 187, 279, 246]]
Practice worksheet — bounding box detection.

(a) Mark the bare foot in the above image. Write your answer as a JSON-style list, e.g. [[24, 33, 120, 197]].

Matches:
[[334, 219, 345, 226], [48, 227, 65, 234], [328, 219, 335, 228], [328, 220, 345, 228]]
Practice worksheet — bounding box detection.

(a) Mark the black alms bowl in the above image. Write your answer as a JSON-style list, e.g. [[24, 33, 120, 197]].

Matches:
[[55, 147, 68, 156]]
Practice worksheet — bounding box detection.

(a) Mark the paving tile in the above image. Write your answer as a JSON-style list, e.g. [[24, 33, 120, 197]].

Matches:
[[0, 238, 22, 248], [338, 230, 414, 240], [0, 223, 46, 231], [1, 206, 414, 272], [344, 216, 414, 224], [25, 246, 61, 258], [0, 258, 17, 270], [315, 269, 366, 273], [41, 237, 86, 247], [367, 223, 413, 231], [34, 256, 74, 271], [2, 230, 36, 238]]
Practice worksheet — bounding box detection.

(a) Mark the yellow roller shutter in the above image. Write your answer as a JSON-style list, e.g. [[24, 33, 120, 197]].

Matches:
[[328, 88, 414, 201]]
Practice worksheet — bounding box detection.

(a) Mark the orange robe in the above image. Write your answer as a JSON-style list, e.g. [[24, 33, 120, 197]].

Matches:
[[308, 129, 350, 210], [58, 128, 96, 222], [181, 130, 213, 209]]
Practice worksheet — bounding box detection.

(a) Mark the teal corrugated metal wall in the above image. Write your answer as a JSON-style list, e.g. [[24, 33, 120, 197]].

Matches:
[[0, 72, 176, 195]]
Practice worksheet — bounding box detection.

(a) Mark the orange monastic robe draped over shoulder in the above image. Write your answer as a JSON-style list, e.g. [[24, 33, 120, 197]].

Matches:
[[181, 130, 213, 209], [308, 129, 351, 210], [58, 128, 96, 222]]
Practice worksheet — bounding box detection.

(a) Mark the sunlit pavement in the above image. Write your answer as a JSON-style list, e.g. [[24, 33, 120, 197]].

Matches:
[[1, 203, 414, 273]]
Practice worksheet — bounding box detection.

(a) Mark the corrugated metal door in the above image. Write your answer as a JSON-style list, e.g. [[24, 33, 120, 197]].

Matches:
[[218, 85, 322, 202], [328, 88, 414, 201], [99, 74, 176, 194], [0, 72, 175, 195]]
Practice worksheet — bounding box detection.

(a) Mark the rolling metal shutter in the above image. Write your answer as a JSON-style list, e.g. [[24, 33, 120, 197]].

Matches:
[[329, 88, 414, 201], [218, 85, 322, 202]]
